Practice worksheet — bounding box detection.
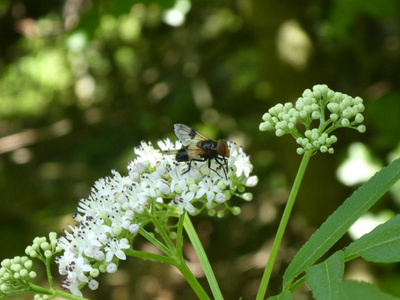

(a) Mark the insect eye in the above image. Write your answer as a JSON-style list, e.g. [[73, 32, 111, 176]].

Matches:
[[217, 141, 229, 157]]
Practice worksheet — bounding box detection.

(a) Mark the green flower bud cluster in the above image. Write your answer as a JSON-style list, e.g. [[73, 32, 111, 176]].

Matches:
[[259, 84, 366, 155], [25, 232, 61, 261], [0, 256, 36, 294], [0, 232, 61, 297]]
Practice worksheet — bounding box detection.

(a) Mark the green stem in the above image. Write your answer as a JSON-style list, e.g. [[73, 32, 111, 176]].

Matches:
[[27, 283, 89, 300], [175, 260, 211, 300], [256, 154, 311, 300], [184, 214, 223, 300], [150, 212, 177, 251], [45, 256, 55, 290], [125, 249, 176, 265], [139, 228, 173, 256], [175, 213, 185, 259]]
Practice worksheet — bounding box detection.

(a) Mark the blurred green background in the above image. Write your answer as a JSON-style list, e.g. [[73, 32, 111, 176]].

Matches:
[[1, 0, 400, 299]]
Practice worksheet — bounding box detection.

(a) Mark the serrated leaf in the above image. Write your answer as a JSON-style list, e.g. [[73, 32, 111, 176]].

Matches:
[[267, 290, 292, 300], [345, 214, 400, 263], [338, 281, 399, 300], [283, 158, 400, 288], [306, 251, 344, 300]]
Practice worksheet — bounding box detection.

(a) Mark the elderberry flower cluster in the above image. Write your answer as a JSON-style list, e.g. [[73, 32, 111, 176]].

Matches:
[[259, 84, 366, 154], [56, 138, 257, 297]]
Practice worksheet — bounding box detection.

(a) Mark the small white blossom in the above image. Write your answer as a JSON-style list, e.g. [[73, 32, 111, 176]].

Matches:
[[196, 176, 222, 203], [105, 238, 130, 262], [174, 191, 195, 214]]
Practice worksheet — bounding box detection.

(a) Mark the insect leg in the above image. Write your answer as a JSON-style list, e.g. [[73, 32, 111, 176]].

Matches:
[[214, 156, 228, 180], [182, 158, 206, 175]]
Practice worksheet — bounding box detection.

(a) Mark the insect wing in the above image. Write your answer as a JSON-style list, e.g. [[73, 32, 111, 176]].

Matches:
[[174, 123, 208, 146], [160, 149, 179, 155]]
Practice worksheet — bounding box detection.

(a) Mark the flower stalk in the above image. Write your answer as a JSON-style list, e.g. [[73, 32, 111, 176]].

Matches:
[[256, 153, 311, 300]]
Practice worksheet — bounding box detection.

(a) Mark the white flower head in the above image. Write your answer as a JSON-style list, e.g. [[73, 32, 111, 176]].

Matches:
[[57, 136, 256, 297]]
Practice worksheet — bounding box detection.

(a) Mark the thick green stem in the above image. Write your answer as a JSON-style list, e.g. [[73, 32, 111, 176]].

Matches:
[[184, 214, 223, 300], [256, 154, 311, 300]]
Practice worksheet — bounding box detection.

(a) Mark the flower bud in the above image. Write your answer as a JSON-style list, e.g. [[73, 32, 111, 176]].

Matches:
[[311, 111, 320, 119], [113, 226, 123, 237], [19, 269, 28, 278], [107, 263, 117, 274], [341, 118, 350, 126], [40, 242, 50, 251], [49, 232, 57, 242], [355, 113, 364, 123], [262, 112, 272, 121], [24, 260, 33, 270], [129, 224, 140, 234], [357, 125, 366, 133], [90, 269, 100, 277], [330, 113, 338, 122], [44, 250, 52, 258], [231, 207, 241, 215], [246, 176, 258, 187], [357, 103, 365, 112], [242, 193, 253, 201], [299, 110, 308, 120], [259, 122, 273, 131], [275, 129, 285, 137], [311, 131, 319, 140], [88, 279, 99, 291]]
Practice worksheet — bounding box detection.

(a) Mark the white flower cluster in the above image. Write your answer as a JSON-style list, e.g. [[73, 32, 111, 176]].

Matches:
[[259, 84, 366, 154], [56, 138, 257, 297]]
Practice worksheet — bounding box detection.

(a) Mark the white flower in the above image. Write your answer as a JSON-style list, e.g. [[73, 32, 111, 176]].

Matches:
[[196, 176, 222, 203], [61, 277, 83, 297], [232, 146, 252, 177], [72, 256, 93, 283], [133, 141, 164, 167], [168, 166, 188, 193], [105, 238, 130, 262], [173, 191, 195, 214]]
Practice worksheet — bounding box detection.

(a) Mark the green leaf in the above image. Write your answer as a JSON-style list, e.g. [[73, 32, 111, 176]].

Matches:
[[306, 251, 344, 300], [338, 281, 399, 300], [345, 214, 400, 263], [267, 290, 292, 300], [283, 158, 400, 288]]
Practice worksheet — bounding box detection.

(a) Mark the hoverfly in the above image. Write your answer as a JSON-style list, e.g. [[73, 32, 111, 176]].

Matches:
[[161, 124, 230, 179]]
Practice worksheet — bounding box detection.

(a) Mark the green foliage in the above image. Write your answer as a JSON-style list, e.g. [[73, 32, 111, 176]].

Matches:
[[338, 281, 398, 300], [267, 290, 292, 300], [306, 251, 344, 300], [345, 214, 400, 263], [283, 158, 400, 288]]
